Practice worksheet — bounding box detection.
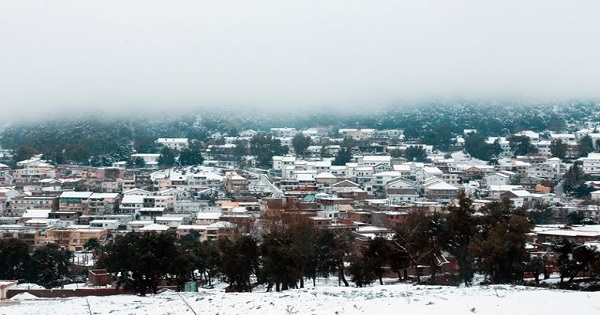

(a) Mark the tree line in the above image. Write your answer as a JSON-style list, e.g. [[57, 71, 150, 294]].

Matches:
[[5, 100, 597, 167], [92, 193, 561, 295], [0, 240, 72, 289], [4, 193, 600, 293]]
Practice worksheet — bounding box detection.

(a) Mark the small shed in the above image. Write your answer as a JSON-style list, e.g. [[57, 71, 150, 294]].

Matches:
[[88, 269, 110, 286]]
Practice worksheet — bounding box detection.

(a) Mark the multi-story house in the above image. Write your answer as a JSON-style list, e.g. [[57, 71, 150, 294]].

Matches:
[[272, 156, 296, 173], [423, 179, 458, 203], [338, 128, 375, 140], [143, 195, 175, 211], [580, 153, 600, 175], [88, 193, 121, 214], [484, 171, 515, 187], [385, 177, 419, 204], [119, 195, 145, 213], [59, 191, 93, 213], [414, 166, 443, 185]]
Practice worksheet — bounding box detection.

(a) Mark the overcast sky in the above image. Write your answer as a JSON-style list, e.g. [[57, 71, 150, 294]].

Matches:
[[1, 0, 599, 119]]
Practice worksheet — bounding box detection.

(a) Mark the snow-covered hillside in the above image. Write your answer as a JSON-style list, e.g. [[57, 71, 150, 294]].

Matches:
[[3, 280, 600, 315]]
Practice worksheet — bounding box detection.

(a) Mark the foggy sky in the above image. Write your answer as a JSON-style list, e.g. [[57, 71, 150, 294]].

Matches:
[[1, 1, 600, 120]]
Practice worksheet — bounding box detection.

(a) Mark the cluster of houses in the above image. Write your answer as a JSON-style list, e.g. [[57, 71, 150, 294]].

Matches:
[[1, 127, 600, 273]]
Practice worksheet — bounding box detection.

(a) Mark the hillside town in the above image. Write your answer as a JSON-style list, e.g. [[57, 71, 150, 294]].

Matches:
[[2, 124, 600, 287]]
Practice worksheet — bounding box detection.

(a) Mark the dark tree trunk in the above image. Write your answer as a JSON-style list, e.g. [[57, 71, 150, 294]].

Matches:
[[338, 266, 349, 287], [414, 263, 421, 283], [430, 256, 437, 284]]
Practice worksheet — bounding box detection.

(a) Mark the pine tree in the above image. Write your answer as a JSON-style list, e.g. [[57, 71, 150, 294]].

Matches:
[[26, 243, 72, 289], [363, 237, 392, 285], [217, 235, 259, 292], [158, 147, 176, 168], [441, 191, 476, 286], [469, 202, 533, 284]]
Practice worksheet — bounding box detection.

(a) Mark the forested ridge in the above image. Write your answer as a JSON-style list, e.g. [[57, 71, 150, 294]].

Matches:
[[1, 100, 598, 166]]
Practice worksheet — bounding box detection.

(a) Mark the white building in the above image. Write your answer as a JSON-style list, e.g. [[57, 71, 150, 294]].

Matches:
[[156, 138, 189, 150], [338, 129, 375, 140], [272, 156, 296, 172], [580, 153, 600, 175], [130, 154, 160, 168], [270, 127, 298, 138]]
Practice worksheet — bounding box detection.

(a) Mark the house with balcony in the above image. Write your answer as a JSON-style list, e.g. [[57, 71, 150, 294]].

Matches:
[[59, 191, 94, 213], [135, 207, 165, 221], [7, 195, 58, 216], [580, 153, 600, 175], [88, 193, 121, 214], [423, 179, 458, 203], [119, 195, 144, 214]]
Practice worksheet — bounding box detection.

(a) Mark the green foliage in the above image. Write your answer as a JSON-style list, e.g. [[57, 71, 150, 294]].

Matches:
[[158, 147, 176, 169], [528, 202, 554, 225], [250, 133, 288, 168], [389, 149, 402, 158], [347, 254, 376, 288], [508, 135, 538, 156], [217, 235, 259, 292], [260, 230, 299, 291], [84, 238, 101, 251], [577, 135, 594, 158], [134, 136, 159, 153], [332, 147, 352, 166], [362, 237, 392, 285], [13, 146, 38, 164], [441, 191, 476, 286], [133, 157, 146, 168], [332, 138, 355, 166], [563, 162, 591, 197], [405, 145, 428, 162], [26, 243, 72, 289], [550, 139, 568, 159], [313, 229, 341, 279], [0, 238, 31, 280], [464, 133, 501, 161], [526, 256, 546, 284], [552, 239, 600, 284], [393, 209, 442, 283], [179, 147, 204, 166], [469, 202, 533, 284], [192, 240, 220, 287], [567, 211, 586, 225], [232, 139, 249, 162], [292, 133, 311, 157], [97, 232, 187, 295], [313, 229, 352, 287], [421, 124, 453, 151]]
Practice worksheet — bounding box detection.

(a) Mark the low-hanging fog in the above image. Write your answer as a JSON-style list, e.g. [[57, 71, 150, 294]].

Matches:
[[1, 0, 600, 121]]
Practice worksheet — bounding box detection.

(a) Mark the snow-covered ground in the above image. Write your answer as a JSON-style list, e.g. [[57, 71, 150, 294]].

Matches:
[[3, 280, 600, 315]]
